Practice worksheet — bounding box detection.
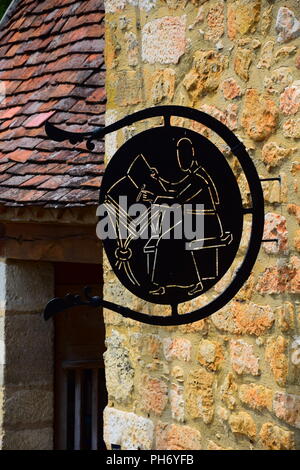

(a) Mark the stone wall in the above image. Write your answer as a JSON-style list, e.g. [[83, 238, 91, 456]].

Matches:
[[103, 0, 300, 450], [0, 259, 54, 450]]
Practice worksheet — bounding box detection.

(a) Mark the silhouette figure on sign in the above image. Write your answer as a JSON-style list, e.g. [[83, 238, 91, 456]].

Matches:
[[103, 137, 232, 299]]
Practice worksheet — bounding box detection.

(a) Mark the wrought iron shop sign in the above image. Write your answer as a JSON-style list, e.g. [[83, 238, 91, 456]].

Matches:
[[44, 106, 265, 326]]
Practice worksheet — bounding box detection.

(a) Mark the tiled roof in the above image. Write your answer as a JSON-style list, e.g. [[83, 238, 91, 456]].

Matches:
[[0, 0, 105, 207]]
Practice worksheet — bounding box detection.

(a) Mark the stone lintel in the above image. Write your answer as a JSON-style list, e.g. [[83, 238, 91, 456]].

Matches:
[[0, 222, 101, 264]]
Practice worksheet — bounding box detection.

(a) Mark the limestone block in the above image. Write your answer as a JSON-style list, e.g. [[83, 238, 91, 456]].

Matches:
[[104, 330, 134, 404], [4, 388, 53, 426], [2, 428, 53, 450], [4, 261, 54, 313], [103, 407, 154, 450], [142, 16, 186, 64], [5, 314, 53, 386]]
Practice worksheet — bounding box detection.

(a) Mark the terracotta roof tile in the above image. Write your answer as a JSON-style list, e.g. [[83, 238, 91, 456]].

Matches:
[[59, 188, 97, 202], [67, 163, 104, 176], [1, 106, 22, 120], [6, 162, 61, 175], [38, 174, 74, 190], [0, 119, 15, 131], [81, 176, 102, 188], [5, 149, 33, 163], [20, 174, 51, 187], [23, 111, 56, 128], [0, 174, 11, 184], [0, 186, 47, 203], [27, 150, 73, 163], [37, 187, 73, 202], [2, 175, 34, 186], [67, 149, 105, 165], [9, 116, 28, 128], [87, 88, 106, 103], [0, 0, 105, 207], [38, 100, 59, 113], [0, 161, 16, 172]]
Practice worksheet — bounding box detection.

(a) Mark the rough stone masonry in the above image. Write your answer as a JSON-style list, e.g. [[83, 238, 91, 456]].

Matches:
[[102, 0, 300, 450]]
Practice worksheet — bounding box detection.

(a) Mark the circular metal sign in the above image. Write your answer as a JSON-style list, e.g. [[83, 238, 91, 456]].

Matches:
[[99, 125, 243, 306], [44, 105, 265, 325]]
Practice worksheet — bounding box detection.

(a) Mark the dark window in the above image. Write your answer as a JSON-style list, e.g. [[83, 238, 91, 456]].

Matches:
[[54, 263, 107, 450]]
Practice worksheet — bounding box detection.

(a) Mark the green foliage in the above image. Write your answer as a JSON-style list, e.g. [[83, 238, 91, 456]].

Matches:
[[0, 0, 12, 20]]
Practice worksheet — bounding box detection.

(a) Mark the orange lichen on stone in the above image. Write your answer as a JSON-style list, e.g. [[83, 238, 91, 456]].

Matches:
[[280, 83, 300, 116], [265, 336, 288, 386], [197, 339, 224, 371], [273, 392, 300, 429], [183, 50, 227, 101], [257, 256, 300, 294], [179, 318, 209, 334], [259, 422, 295, 450], [155, 421, 201, 450], [263, 212, 288, 254], [227, 4, 236, 40], [212, 301, 274, 336], [276, 302, 295, 332], [261, 141, 295, 169], [294, 230, 300, 253], [221, 77, 242, 99], [163, 337, 191, 362], [229, 411, 256, 439], [238, 383, 273, 411], [227, 0, 260, 38], [288, 204, 300, 224], [230, 339, 260, 376], [204, 1, 224, 42], [220, 373, 238, 410], [130, 333, 162, 358], [241, 89, 278, 141], [150, 68, 176, 104], [185, 367, 214, 423], [199, 103, 238, 130], [283, 118, 300, 138], [234, 47, 253, 81], [139, 374, 168, 415]]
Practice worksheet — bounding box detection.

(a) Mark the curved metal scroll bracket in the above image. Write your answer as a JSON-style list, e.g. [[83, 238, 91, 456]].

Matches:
[[45, 105, 247, 152], [44, 105, 265, 326], [44, 286, 100, 321], [43, 286, 176, 323], [45, 122, 99, 151]]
